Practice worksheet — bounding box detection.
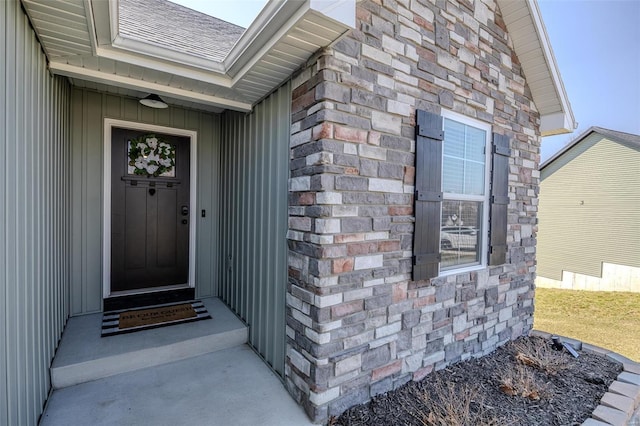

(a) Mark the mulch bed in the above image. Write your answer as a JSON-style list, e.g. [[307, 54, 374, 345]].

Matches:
[[333, 336, 622, 426]]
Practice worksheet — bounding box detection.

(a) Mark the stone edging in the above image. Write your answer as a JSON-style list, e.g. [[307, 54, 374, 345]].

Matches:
[[530, 330, 640, 426]]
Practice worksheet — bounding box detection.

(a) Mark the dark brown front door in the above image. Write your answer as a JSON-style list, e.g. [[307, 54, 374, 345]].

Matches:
[[110, 128, 190, 292]]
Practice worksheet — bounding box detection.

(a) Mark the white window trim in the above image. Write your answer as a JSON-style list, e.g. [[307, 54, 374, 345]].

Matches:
[[438, 110, 492, 276]]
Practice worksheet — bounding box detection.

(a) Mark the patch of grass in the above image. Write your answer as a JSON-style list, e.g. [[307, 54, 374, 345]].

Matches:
[[534, 288, 640, 361]]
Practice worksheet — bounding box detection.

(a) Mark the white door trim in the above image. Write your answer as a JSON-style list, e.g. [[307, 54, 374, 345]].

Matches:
[[103, 119, 198, 298]]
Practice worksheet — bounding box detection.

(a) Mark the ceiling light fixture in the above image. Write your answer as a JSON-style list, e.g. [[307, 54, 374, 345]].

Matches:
[[140, 94, 169, 109]]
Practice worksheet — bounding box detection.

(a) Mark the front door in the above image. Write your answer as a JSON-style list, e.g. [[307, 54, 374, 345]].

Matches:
[[110, 128, 190, 293]]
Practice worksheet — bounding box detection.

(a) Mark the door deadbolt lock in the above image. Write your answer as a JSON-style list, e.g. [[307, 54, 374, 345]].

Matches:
[[149, 188, 156, 196], [182, 219, 188, 225], [181, 205, 189, 216]]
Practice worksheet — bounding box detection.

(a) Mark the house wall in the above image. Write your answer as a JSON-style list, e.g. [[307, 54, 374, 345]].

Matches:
[[537, 263, 640, 293], [537, 133, 640, 288], [219, 82, 291, 376], [1, 2, 72, 425], [70, 88, 221, 314], [285, 0, 540, 421]]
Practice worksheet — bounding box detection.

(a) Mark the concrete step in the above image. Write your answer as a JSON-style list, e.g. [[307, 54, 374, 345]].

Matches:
[[51, 297, 248, 389], [42, 345, 312, 426]]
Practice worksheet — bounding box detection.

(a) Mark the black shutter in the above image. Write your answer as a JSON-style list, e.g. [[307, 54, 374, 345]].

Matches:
[[413, 110, 443, 280], [489, 133, 510, 265]]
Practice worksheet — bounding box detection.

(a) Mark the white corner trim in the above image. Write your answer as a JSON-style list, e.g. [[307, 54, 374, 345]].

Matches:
[[309, 0, 357, 27], [83, 0, 98, 55], [108, 0, 119, 44], [526, 0, 576, 133], [540, 112, 575, 137], [49, 62, 252, 112], [102, 119, 198, 298]]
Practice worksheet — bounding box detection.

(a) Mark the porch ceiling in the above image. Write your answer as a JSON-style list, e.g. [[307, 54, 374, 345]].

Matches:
[[21, 0, 355, 112]]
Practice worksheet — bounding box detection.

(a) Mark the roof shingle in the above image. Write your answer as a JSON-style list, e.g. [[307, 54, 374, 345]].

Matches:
[[119, 0, 246, 62]]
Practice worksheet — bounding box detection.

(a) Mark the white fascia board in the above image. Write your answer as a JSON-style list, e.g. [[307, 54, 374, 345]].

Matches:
[[111, 35, 227, 74], [526, 0, 577, 133], [96, 46, 232, 87], [49, 62, 252, 112]]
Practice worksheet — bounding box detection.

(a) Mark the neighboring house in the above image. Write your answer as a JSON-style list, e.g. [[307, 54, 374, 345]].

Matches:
[[0, 0, 575, 424], [537, 127, 640, 293]]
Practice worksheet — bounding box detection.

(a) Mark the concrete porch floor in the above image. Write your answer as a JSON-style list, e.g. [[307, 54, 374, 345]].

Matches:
[[40, 297, 313, 426]]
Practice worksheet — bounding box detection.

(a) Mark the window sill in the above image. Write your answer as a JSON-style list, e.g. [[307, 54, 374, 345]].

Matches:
[[439, 263, 486, 278]]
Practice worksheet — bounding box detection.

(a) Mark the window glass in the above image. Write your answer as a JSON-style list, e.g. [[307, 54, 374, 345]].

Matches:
[[442, 156, 464, 193], [443, 118, 486, 196], [440, 200, 483, 269]]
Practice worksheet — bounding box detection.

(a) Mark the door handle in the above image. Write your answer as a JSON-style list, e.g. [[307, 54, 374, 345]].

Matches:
[[181, 205, 189, 216]]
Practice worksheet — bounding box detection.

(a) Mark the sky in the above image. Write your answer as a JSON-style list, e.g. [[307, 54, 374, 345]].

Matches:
[[173, 0, 640, 161], [537, 0, 640, 161], [171, 0, 267, 27]]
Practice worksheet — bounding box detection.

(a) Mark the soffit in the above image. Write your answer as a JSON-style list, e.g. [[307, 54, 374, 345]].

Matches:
[[21, 0, 94, 58], [20, 0, 355, 112], [497, 0, 576, 136], [70, 79, 225, 113]]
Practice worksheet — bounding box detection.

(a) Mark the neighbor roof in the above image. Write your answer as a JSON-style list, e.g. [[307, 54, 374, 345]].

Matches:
[[540, 126, 640, 170], [119, 0, 245, 62]]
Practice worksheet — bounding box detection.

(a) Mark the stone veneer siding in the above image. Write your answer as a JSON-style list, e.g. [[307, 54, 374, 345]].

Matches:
[[285, 0, 540, 421]]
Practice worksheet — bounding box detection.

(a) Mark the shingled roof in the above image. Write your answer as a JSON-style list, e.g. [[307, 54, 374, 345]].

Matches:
[[119, 0, 246, 62]]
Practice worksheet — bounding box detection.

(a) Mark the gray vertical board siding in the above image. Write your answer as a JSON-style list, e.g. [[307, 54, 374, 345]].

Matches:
[[195, 112, 220, 299], [0, 0, 6, 417], [219, 82, 291, 376], [70, 88, 220, 314], [1, 2, 72, 425], [538, 133, 640, 280]]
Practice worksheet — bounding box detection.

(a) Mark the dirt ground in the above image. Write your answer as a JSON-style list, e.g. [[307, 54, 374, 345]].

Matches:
[[333, 336, 621, 426]]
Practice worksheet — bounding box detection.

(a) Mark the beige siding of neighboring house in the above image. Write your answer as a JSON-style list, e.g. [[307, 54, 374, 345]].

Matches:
[[70, 88, 221, 314], [1, 2, 72, 425], [537, 133, 640, 285]]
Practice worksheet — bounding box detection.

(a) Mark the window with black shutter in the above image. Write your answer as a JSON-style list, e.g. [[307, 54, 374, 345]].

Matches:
[[413, 109, 509, 280]]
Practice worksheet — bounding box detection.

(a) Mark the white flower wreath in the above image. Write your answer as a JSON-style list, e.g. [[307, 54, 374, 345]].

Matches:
[[128, 135, 176, 177]]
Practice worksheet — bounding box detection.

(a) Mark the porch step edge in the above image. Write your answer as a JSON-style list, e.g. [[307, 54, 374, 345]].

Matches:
[[51, 326, 248, 389]]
